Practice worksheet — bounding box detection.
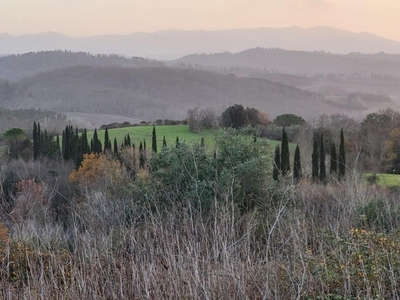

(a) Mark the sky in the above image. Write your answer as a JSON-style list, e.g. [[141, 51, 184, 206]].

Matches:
[[0, 0, 399, 41]]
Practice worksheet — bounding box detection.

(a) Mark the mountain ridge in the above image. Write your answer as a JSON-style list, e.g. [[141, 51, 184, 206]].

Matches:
[[1, 26, 400, 60]]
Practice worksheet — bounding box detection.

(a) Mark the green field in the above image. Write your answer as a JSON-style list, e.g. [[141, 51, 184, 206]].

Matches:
[[87, 125, 216, 150], [86, 125, 295, 152], [365, 173, 400, 187]]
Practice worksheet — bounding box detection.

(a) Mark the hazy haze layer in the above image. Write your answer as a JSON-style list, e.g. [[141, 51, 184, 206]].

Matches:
[[1, 0, 400, 41]]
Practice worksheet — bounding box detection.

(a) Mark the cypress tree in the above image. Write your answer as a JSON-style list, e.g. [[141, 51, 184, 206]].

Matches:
[[127, 134, 131, 147], [201, 136, 205, 148], [163, 136, 167, 148], [62, 129, 66, 160], [56, 134, 60, 154], [37, 122, 41, 156], [339, 129, 346, 179], [64, 125, 70, 160], [139, 142, 145, 169], [176, 136, 180, 148], [33, 122, 39, 159], [312, 140, 319, 182], [273, 145, 281, 181], [330, 142, 338, 175], [281, 127, 290, 176], [152, 125, 157, 153], [113, 137, 118, 154], [319, 135, 326, 183], [104, 128, 110, 152], [293, 145, 302, 182]]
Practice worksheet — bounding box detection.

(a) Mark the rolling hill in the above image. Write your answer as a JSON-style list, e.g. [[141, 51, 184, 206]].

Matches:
[[0, 66, 345, 121], [0, 51, 164, 81]]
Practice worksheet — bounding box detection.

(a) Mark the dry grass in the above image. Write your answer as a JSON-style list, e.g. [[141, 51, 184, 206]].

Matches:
[[0, 173, 400, 299]]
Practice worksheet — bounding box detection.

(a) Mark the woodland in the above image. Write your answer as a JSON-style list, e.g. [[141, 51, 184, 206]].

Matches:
[[1, 103, 400, 299]]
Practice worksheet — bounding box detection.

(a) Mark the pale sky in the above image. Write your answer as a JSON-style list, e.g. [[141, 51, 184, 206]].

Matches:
[[1, 0, 399, 41]]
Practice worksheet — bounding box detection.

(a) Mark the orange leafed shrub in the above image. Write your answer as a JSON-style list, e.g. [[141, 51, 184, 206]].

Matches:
[[69, 153, 124, 187]]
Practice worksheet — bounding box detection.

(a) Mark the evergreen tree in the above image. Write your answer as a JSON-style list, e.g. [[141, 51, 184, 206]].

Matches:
[[281, 127, 290, 176], [163, 136, 167, 148], [56, 134, 60, 155], [293, 145, 302, 182], [113, 137, 118, 154], [33, 122, 39, 159], [273, 145, 281, 181], [127, 134, 131, 147], [312, 140, 319, 182], [201, 136, 205, 148], [330, 142, 338, 175], [152, 125, 157, 153], [139, 142, 145, 169], [319, 134, 326, 183], [339, 128, 346, 179], [37, 122, 42, 156], [92, 128, 102, 154], [176, 136, 180, 148], [104, 128, 111, 152]]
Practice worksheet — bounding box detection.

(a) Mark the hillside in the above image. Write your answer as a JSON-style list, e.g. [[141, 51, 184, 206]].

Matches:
[[1, 26, 400, 60], [173, 48, 400, 77], [0, 66, 345, 120], [0, 51, 164, 81]]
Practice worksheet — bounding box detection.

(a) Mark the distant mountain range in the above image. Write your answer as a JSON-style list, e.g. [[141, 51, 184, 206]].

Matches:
[[1, 26, 400, 60], [173, 48, 400, 77]]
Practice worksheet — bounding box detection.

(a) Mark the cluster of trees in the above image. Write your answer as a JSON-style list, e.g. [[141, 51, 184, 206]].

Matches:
[[272, 128, 302, 182], [188, 104, 270, 133], [311, 129, 346, 183], [273, 127, 347, 183]]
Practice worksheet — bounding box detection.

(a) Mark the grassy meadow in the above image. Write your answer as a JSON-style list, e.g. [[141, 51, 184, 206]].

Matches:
[[86, 125, 297, 152], [365, 173, 400, 187], [88, 125, 216, 150]]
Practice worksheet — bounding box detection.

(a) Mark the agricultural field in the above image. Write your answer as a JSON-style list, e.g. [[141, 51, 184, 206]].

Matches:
[[87, 125, 216, 150], [86, 125, 296, 152], [365, 173, 400, 187]]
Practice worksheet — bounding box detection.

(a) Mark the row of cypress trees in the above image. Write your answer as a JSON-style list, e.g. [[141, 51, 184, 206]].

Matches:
[[273, 128, 302, 182], [273, 127, 346, 183], [312, 128, 346, 183], [33, 123, 179, 169]]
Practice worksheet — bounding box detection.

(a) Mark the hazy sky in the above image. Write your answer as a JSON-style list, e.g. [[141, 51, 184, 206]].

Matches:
[[1, 0, 399, 41]]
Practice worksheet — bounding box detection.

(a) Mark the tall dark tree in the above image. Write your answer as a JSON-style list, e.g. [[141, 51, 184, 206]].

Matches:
[[312, 140, 319, 182], [280, 128, 290, 176], [163, 136, 167, 148], [201, 136, 205, 148], [176, 136, 180, 148], [293, 145, 302, 182], [319, 134, 326, 183], [152, 125, 157, 153], [33, 122, 39, 159], [273, 145, 281, 181], [113, 137, 118, 154], [126, 133, 131, 147], [221, 104, 249, 129], [104, 128, 111, 152], [37, 122, 41, 156], [330, 142, 338, 175], [139, 142, 145, 169], [92, 128, 102, 154], [339, 128, 346, 179]]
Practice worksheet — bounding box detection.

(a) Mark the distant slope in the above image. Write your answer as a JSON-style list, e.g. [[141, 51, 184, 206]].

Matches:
[[0, 66, 344, 120], [1, 26, 400, 60], [173, 48, 400, 77], [0, 51, 164, 81]]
